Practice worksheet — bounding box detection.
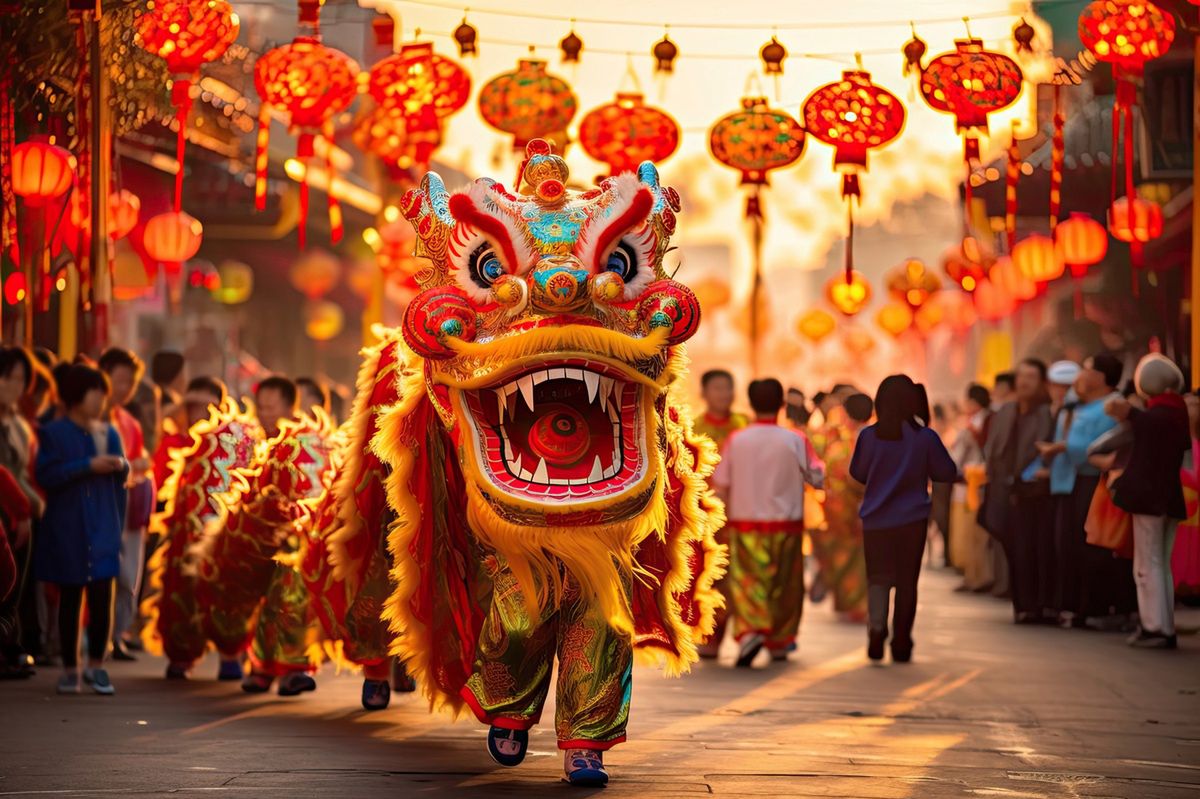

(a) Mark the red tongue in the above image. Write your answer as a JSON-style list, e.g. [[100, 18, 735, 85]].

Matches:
[[507, 381, 616, 479], [528, 404, 591, 465]]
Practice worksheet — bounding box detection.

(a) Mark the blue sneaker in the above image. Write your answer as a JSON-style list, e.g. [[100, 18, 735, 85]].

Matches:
[[361, 678, 390, 711], [89, 668, 115, 696], [563, 749, 608, 787], [217, 659, 243, 682], [486, 726, 529, 768]]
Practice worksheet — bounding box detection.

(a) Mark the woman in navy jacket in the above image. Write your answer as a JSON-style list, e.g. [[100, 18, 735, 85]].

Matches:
[[851, 375, 957, 664], [35, 365, 127, 695]]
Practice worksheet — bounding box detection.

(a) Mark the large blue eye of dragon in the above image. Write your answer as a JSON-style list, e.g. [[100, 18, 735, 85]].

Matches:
[[468, 243, 506, 288], [604, 241, 639, 281]]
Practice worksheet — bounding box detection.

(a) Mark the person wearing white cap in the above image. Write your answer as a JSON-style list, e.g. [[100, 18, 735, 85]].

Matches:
[[1046, 361, 1081, 415], [1103, 354, 1190, 648]]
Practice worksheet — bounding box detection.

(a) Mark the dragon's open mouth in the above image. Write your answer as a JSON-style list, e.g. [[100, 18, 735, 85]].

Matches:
[[460, 359, 647, 502]]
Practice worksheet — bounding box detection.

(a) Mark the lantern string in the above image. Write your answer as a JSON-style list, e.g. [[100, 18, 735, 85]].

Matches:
[[392, 0, 1075, 31]]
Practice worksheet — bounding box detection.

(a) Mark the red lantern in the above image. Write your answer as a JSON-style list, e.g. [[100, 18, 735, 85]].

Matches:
[[70, 189, 141, 241], [579, 92, 680, 176], [3, 273, 27, 306], [1054, 212, 1107, 278], [973, 278, 1015, 322], [478, 58, 577, 151], [1108, 196, 1163, 245], [1080, 0, 1173, 251], [254, 10, 360, 249], [136, 0, 240, 212], [365, 41, 470, 126], [942, 237, 993, 292], [825, 270, 872, 317], [802, 67, 905, 282], [12, 140, 74, 206], [709, 97, 805, 188], [1013, 233, 1065, 283], [989, 255, 1037, 302], [144, 210, 203, 303], [915, 288, 977, 334], [919, 38, 1023, 163], [353, 103, 443, 175]]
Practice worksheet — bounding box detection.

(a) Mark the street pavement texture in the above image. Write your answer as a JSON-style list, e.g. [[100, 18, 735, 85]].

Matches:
[[1, 569, 1198, 798]]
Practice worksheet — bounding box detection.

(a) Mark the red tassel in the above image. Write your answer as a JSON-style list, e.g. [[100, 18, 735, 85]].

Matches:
[[324, 121, 342, 244], [296, 132, 314, 250], [254, 107, 270, 211], [1050, 85, 1063, 234], [171, 77, 193, 214], [1005, 134, 1020, 250], [844, 199, 854, 285]]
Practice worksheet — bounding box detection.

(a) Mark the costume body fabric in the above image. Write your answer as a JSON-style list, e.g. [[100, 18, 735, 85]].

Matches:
[[810, 408, 868, 618], [197, 410, 335, 676], [142, 400, 260, 670], [323, 140, 726, 751]]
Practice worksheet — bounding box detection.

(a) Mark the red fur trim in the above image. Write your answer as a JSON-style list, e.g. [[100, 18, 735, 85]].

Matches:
[[448, 191, 522, 277], [581, 187, 653, 272], [459, 685, 541, 730]]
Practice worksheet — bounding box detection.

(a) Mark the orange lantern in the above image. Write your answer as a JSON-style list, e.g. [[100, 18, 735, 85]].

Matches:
[[1013, 233, 1064, 284], [579, 92, 680, 176], [304, 299, 345, 341], [825, 270, 872, 317], [112, 249, 154, 302], [1108, 196, 1163, 245], [886, 258, 942, 309], [875, 302, 914, 337], [353, 103, 444, 175], [942, 236, 992, 292], [690, 276, 731, 310], [143, 210, 203, 303], [365, 41, 470, 120], [989, 255, 1037, 302], [1054, 212, 1107, 278], [973, 278, 1015, 322], [916, 289, 977, 334], [289, 249, 341, 299], [841, 326, 877, 356], [478, 58, 577, 151], [709, 97, 805, 189], [367, 217, 420, 277], [12, 140, 74, 206], [254, 6, 360, 248], [136, 0, 240, 212], [212, 260, 253, 305], [797, 309, 836, 342], [70, 189, 141, 241]]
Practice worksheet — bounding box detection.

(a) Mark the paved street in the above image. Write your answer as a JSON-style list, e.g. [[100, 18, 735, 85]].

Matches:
[[2, 568, 1198, 798]]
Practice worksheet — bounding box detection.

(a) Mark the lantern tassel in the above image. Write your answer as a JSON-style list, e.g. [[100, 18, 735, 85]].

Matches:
[[1005, 132, 1019, 250], [1050, 85, 1064, 234], [255, 106, 270, 211], [844, 196, 855, 285], [324, 121, 343, 244], [297, 132, 314, 250], [171, 77, 193, 214]]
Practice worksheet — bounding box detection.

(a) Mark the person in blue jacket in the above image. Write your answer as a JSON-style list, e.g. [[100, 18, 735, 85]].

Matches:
[[35, 364, 128, 695], [850, 375, 958, 664]]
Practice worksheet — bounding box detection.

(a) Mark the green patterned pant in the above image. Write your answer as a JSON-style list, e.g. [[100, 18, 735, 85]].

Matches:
[[728, 526, 806, 651], [462, 558, 632, 750], [249, 563, 318, 676]]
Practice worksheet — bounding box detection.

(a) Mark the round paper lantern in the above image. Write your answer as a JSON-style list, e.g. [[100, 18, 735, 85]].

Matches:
[[4, 273, 27, 305], [1079, 0, 1174, 78], [886, 258, 942, 309], [112, 249, 154, 301], [478, 58, 577, 150], [187, 258, 219, 292], [1054, 212, 1107, 278], [825, 270, 872, 317], [579, 92, 680, 176], [369, 217, 419, 276], [942, 237, 992, 292], [797, 309, 836, 342], [135, 0, 240, 75], [690, 276, 731, 310], [841, 327, 877, 356], [1108, 196, 1163, 244], [12, 141, 75, 206], [801, 68, 905, 199], [919, 38, 1023, 162], [143, 210, 203, 266], [709, 96, 805, 186], [916, 289, 977, 334], [973, 278, 1016, 322], [989, 255, 1037, 302], [212, 260, 253, 304], [254, 25, 360, 247], [290, 249, 341, 299], [876, 302, 914, 337], [70, 189, 141, 240], [1013, 233, 1064, 283], [304, 299, 344, 341], [353, 102, 444, 173], [365, 41, 470, 120]]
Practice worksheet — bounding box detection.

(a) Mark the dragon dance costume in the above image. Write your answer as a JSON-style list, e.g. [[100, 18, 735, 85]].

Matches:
[[197, 410, 335, 682], [320, 140, 725, 783], [141, 399, 260, 675]]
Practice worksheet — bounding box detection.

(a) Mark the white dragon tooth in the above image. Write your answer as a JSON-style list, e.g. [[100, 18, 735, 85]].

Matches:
[[507, 451, 522, 473], [503, 434, 514, 463], [607, 400, 619, 423], [517, 375, 535, 412], [588, 455, 604, 482], [599, 376, 614, 412], [584, 371, 600, 404], [506, 390, 518, 419], [550, 368, 566, 380], [532, 458, 549, 484], [504, 382, 518, 396], [603, 463, 617, 479], [533, 371, 548, 385], [519, 466, 533, 481], [565, 368, 583, 381], [610, 379, 623, 408], [548, 477, 569, 486], [495, 388, 507, 421]]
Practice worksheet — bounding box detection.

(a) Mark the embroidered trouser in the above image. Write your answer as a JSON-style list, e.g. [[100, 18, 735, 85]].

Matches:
[[249, 563, 318, 676], [728, 522, 806, 651], [461, 560, 632, 751]]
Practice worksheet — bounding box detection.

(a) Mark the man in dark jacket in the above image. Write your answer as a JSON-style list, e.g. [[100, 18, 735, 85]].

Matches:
[[1104, 354, 1190, 649], [981, 359, 1054, 621]]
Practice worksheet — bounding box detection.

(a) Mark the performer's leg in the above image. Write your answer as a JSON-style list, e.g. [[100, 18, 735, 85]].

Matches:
[[247, 564, 318, 695], [461, 561, 557, 731], [764, 532, 806, 658], [553, 576, 632, 752]]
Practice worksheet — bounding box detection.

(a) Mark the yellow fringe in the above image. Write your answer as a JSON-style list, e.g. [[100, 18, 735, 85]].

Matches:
[[446, 325, 669, 377]]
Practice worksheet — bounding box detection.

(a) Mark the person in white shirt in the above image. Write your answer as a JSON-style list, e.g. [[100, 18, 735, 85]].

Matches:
[[712, 378, 825, 667]]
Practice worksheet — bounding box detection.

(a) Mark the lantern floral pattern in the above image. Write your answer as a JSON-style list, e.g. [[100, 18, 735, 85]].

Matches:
[[478, 58, 577, 150], [579, 92, 680, 176], [919, 38, 1023, 162], [709, 96, 805, 186]]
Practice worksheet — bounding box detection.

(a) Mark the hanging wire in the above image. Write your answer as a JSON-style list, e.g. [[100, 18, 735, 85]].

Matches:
[[397, 0, 1078, 31]]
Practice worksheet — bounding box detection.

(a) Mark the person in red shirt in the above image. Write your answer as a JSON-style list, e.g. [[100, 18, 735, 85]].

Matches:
[[98, 348, 153, 661]]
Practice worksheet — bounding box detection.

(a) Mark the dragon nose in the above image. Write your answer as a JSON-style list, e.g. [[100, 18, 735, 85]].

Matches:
[[530, 259, 590, 312]]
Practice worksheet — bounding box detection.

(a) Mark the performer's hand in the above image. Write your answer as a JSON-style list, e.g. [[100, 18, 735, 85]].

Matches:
[[90, 455, 124, 474]]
